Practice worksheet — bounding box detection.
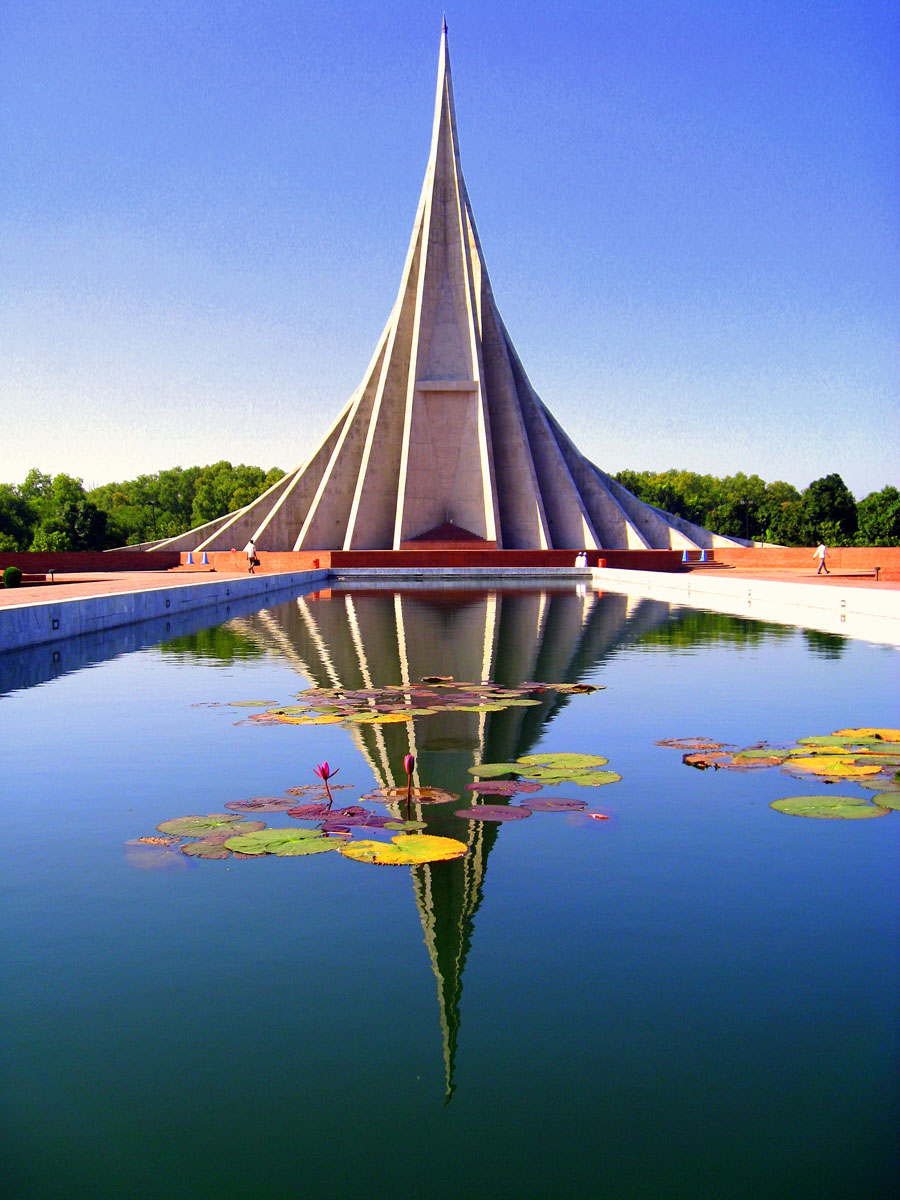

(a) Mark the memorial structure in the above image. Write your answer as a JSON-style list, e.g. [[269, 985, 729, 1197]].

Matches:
[[151, 24, 742, 556]]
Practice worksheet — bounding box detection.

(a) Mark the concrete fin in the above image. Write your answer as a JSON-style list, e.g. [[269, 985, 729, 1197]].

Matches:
[[344, 224, 425, 548], [295, 335, 389, 549], [543, 410, 650, 550], [598, 470, 699, 550], [479, 296, 550, 548], [505, 338, 600, 550]]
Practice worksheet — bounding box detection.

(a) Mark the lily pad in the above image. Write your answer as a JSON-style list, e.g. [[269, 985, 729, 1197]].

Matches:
[[858, 777, 900, 791], [453, 805, 532, 821], [467, 763, 524, 778], [465, 779, 543, 795], [655, 737, 725, 750], [727, 754, 786, 769], [832, 727, 900, 740], [569, 771, 622, 787], [224, 797, 303, 813], [287, 802, 332, 819], [516, 753, 608, 768], [513, 765, 573, 780], [156, 813, 251, 838], [870, 792, 900, 811], [340, 833, 468, 866], [222, 828, 340, 856], [523, 797, 588, 812], [384, 819, 428, 830], [179, 827, 264, 859], [785, 757, 882, 777], [362, 787, 458, 805], [229, 700, 279, 707], [769, 796, 890, 819], [285, 783, 351, 796], [683, 751, 734, 769]]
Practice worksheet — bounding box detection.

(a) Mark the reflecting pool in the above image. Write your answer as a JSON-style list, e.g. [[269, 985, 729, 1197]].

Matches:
[[1, 585, 898, 1199]]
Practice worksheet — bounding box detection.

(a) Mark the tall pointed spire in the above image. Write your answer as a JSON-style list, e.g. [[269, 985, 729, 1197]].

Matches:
[[150, 28, 744, 554]]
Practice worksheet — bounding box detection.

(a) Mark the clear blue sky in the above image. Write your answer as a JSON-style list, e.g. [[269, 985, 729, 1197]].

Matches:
[[2, 0, 897, 499]]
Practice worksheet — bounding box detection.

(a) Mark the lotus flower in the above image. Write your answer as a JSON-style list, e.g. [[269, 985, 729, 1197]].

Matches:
[[314, 761, 339, 804], [403, 753, 415, 815]]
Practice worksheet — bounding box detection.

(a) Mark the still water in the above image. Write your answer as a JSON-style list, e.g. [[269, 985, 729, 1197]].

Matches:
[[1, 585, 898, 1199]]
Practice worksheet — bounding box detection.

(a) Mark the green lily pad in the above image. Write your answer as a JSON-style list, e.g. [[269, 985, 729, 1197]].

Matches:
[[870, 792, 900, 811], [222, 828, 337, 856], [384, 819, 428, 830], [229, 700, 279, 707], [769, 796, 890, 819], [467, 763, 523, 778], [340, 834, 468, 866], [179, 826, 265, 858], [514, 766, 573, 780], [516, 753, 608, 768], [569, 771, 622, 787], [157, 813, 251, 838], [858, 777, 900, 791]]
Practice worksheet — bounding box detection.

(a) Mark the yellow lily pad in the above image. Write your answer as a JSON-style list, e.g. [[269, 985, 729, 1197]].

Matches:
[[787, 756, 881, 777], [832, 728, 900, 740], [340, 834, 468, 866]]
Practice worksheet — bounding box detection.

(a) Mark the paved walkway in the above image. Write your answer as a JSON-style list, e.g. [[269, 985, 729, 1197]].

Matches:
[[687, 567, 900, 590], [1, 566, 897, 611], [0, 570, 248, 609]]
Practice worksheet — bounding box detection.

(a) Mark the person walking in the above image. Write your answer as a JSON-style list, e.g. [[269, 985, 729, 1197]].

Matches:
[[245, 538, 258, 574], [814, 542, 829, 575]]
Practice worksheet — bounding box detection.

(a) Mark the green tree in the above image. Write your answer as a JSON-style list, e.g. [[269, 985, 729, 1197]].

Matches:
[[0, 483, 39, 551], [800, 473, 857, 545], [29, 473, 113, 551], [855, 486, 900, 546]]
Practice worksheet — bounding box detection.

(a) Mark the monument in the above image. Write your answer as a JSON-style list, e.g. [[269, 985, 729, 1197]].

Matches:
[[151, 24, 742, 555]]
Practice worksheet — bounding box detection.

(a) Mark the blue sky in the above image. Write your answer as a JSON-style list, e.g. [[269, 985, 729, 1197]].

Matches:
[[2, 0, 897, 498]]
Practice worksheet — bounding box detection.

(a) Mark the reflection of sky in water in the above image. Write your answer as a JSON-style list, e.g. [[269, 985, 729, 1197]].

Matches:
[[1, 587, 898, 1200]]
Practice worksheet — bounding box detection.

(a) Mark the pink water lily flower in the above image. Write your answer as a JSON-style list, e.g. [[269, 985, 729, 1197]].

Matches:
[[403, 753, 415, 815], [314, 761, 339, 804]]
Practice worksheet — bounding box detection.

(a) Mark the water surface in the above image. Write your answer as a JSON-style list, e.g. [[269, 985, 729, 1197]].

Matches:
[[2, 585, 898, 1199]]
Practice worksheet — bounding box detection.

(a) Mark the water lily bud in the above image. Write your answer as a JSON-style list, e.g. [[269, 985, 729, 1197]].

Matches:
[[404, 754, 415, 776]]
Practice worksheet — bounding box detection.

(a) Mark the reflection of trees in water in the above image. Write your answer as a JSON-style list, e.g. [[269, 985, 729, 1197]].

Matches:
[[802, 629, 847, 660], [633, 608, 794, 650], [157, 626, 266, 661]]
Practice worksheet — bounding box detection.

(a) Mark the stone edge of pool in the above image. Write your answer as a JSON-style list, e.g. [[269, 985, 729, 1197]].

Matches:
[[588, 566, 900, 647], [2, 566, 899, 653], [0, 570, 330, 653]]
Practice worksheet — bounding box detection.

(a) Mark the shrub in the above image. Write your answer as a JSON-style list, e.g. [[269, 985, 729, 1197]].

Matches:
[[3, 565, 23, 588]]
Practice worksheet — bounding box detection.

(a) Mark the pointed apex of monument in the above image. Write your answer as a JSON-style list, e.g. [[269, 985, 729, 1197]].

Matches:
[[442, 14, 448, 35]]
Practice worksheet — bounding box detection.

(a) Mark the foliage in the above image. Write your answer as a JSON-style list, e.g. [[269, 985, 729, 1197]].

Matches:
[[614, 468, 900, 547], [3, 565, 22, 588], [856, 486, 900, 546]]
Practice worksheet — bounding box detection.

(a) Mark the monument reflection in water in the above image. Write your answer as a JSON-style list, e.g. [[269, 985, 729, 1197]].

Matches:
[[216, 583, 673, 1100]]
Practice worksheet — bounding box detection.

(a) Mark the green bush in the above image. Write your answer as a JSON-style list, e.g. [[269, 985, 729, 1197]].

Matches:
[[3, 565, 23, 588]]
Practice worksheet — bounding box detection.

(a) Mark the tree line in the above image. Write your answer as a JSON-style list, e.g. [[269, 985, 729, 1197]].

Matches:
[[0, 464, 897, 552], [0, 463, 285, 551], [613, 470, 899, 547]]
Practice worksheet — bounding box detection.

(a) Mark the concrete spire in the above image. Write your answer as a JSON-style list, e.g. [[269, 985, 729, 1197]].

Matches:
[[152, 30, 743, 554]]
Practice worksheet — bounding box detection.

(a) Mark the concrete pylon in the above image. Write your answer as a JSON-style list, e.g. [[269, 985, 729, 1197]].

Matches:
[[151, 26, 743, 554]]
